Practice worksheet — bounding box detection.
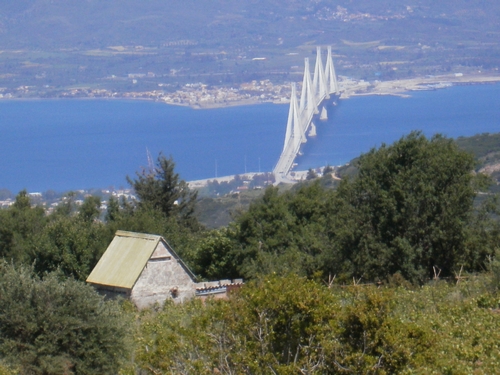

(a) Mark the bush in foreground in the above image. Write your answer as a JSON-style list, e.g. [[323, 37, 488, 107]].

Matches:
[[132, 273, 500, 374], [0, 262, 131, 374]]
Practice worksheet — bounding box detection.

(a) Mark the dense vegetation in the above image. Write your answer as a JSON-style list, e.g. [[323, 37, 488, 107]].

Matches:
[[0, 262, 129, 374], [208, 132, 498, 283], [456, 132, 500, 191], [1, 132, 500, 373], [129, 273, 500, 374]]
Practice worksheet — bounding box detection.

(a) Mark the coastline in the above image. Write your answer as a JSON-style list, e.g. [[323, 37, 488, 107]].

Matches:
[[340, 73, 500, 99], [150, 72, 500, 108], [0, 73, 499, 111], [3, 79, 499, 193], [0, 94, 280, 110], [188, 169, 313, 188]]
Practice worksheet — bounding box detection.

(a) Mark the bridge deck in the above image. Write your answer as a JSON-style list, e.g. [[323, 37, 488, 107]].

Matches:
[[273, 94, 333, 182]]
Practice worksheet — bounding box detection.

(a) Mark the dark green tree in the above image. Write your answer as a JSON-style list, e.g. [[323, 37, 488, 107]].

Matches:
[[218, 132, 495, 284], [78, 195, 101, 223], [306, 168, 318, 180], [127, 154, 199, 230], [323, 165, 334, 174], [233, 183, 329, 279], [32, 216, 110, 281], [104, 195, 121, 223], [325, 132, 482, 283], [0, 190, 46, 264], [192, 227, 240, 280]]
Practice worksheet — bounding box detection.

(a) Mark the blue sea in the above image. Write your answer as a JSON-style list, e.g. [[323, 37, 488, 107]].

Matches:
[[0, 84, 499, 193], [298, 84, 500, 169]]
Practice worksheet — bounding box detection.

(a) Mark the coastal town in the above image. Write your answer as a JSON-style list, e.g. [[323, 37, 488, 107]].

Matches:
[[0, 187, 136, 212], [2, 72, 500, 109], [0, 79, 292, 107], [0, 168, 320, 214]]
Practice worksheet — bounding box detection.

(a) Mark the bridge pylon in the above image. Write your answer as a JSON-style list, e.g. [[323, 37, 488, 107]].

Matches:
[[313, 46, 329, 101], [273, 82, 302, 180], [299, 57, 318, 138], [273, 46, 341, 184], [282, 83, 302, 153], [325, 46, 339, 95]]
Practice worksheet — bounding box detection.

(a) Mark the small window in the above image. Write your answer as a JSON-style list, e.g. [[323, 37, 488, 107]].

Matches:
[[149, 256, 171, 263]]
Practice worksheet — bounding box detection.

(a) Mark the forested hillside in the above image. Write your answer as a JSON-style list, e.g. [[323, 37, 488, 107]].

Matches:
[[456, 132, 500, 191], [1, 132, 500, 373]]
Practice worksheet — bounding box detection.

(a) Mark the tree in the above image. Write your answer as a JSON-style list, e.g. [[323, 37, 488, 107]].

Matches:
[[0, 190, 46, 264], [232, 183, 329, 279], [127, 154, 199, 230], [104, 196, 121, 223], [216, 132, 493, 284], [78, 195, 101, 223], [31, 216, 110, 281], [192, 227, 240, 280], [306, 168, 318, 180], [325, 132, 482, 283], [323, 165, 334, 174]]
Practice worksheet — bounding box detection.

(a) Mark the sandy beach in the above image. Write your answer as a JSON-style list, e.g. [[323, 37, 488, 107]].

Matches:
[[340, 73, 500, 99]]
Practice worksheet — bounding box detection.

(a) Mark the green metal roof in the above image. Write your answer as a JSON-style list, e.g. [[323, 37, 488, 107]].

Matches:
[[86, 230, 162, 289]]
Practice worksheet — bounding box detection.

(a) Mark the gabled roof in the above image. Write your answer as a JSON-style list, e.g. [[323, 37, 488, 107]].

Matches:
[[86, 230, 195, 289]]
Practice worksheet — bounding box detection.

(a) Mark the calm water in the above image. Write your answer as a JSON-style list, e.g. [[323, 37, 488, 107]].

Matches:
[[0, 101, 286, 192], [0, 84, 499, 193], [297, 84, 500, 169]]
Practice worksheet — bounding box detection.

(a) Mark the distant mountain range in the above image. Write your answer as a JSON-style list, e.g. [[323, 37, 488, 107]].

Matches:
[[1, 0, 498, 50], [0, 1, 499, 92]]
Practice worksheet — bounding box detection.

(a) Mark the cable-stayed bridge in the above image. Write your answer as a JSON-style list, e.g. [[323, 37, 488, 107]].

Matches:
[[273, 46, 340, 184]]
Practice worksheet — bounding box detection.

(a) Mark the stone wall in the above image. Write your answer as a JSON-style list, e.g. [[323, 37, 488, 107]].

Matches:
[[130, 241, 196, 309]]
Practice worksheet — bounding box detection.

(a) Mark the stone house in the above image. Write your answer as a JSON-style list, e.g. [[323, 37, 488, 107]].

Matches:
[[86, 230, 197, 309]]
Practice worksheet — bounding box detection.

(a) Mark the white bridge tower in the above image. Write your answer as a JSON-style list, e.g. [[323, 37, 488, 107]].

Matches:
[[273, 46, 340, 183]]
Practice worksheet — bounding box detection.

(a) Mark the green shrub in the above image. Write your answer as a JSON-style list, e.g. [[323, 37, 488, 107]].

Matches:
[[0, 262, 131, 374]]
